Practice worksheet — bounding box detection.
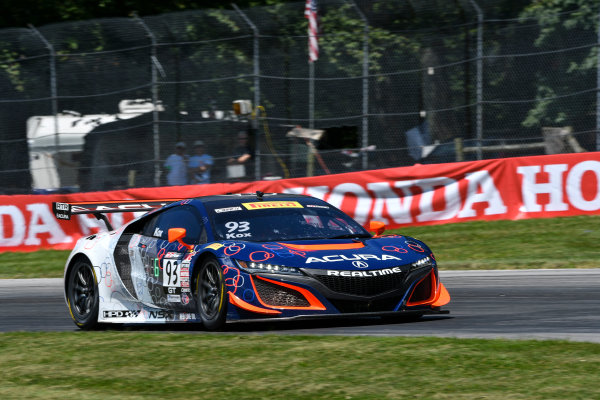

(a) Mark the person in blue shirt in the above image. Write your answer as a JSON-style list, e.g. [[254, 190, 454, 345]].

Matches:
[[188, 140, 213, 184], [164, 141, 188, 186]]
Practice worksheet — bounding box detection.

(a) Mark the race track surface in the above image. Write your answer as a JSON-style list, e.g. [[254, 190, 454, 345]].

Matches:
[[1, 269, 599, 343]]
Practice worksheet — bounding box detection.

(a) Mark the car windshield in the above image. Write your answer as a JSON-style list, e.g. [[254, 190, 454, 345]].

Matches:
[[207, 199, 370, 242]]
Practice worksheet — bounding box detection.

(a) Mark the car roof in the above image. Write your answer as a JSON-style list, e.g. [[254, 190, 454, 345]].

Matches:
[[193, 192, 310, 205]]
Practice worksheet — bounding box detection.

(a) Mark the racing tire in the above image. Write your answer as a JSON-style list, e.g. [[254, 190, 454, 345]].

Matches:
[[66, 260, 100, 330], [195, 257, 227, 330]]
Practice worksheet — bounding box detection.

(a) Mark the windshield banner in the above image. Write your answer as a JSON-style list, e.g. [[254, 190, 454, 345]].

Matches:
[[1, 152, 599, 252]]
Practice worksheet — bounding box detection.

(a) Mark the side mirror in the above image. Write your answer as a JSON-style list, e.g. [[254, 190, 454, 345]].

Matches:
[[168, 228, 194, 250], [368, 221, 386, 236]]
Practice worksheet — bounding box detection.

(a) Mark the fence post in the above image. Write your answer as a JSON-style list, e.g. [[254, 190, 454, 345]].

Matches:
[[469, 0, 483, 160], [350, 1, 370, 170], [28, 25, 59, 188], [134, 15, 162, 187], [232, 4, 261, 181], [454, 137, 464, 161]]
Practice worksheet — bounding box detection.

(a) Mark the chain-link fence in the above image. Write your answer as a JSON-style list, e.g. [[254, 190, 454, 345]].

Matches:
[[1, 0, 599, 194]]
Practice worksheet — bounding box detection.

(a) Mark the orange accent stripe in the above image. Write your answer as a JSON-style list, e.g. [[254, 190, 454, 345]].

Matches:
[[278, 242, 364, 251], [228, 292, 281, 315], [252, 276, 327, 310], [431, 282, 451, 307]]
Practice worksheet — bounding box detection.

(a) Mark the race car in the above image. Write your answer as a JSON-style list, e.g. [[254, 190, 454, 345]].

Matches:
[[53, 192, 450, 330]]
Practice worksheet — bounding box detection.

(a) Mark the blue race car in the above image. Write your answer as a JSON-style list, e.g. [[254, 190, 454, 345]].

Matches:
[[53, 192, 450, 330]]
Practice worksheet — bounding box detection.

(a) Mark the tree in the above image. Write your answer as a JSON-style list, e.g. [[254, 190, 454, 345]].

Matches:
[[519, 0, 597, 144]]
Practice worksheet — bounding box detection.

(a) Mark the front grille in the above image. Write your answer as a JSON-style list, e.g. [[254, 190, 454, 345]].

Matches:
[[329, 296, 403, 313], [253, 278, 310, 307], [311, 270, 405, 296]]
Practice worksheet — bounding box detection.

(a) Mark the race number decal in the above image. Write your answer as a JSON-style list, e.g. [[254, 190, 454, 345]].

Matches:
[[163, 259, 181, 287], [224, 221, 251, 239]]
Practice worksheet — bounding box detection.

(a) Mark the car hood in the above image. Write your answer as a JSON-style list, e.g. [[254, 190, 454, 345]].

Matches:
[[212, 236, 433, 271]]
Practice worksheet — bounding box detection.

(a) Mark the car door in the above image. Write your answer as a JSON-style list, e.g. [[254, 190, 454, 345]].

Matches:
[[128, 205, 206, 311]]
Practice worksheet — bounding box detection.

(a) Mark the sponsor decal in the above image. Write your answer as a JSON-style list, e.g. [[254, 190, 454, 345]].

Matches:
[[154, 227, 163, 237], [166, 286, 180, 294], [148, 310, 175, 319], [326, 267, 403, 277], [6, 153, 600, 253], [205, 243, 224, 250], [55, 202, 69, 211], [215, 206, 243, 213], [179, 312, 196, 320], [55, 213, 70, 220], [307, 204, 329, 209], [305, 254, 402, 263], [352, 260, 369, 268], [180, 266, 190, 279], [103, 310, 140, 318], [167, 294, 181, 303], [181, 293, 190, 305], [165, 252, 181, 258], [242, 201, 303, 210]]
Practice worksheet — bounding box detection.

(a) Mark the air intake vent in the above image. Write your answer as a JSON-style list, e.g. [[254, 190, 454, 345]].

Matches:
[[253, 278, 310, 307]]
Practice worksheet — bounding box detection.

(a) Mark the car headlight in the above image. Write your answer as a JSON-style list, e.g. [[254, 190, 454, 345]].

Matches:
[[410, 256, 433, 272], [236, 260, 302, 275]]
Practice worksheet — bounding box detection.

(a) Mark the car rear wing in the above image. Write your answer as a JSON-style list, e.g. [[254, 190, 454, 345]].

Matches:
[[52, 199, 181, 231]]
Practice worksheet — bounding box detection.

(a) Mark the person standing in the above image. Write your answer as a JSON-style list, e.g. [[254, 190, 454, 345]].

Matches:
[[164, 141, 188, 186], [188, 140, 213, 184], [226, 131, 252, 179]]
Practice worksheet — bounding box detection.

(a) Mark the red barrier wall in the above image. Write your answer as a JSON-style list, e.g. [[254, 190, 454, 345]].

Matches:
[[1, 152, 599, 252]]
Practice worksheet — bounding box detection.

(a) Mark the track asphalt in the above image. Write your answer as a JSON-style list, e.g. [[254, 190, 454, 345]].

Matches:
[[1, 269, 599, 342]]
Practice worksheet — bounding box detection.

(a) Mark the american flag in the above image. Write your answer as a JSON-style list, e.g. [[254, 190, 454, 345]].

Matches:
[[304, 0, 319, 62]]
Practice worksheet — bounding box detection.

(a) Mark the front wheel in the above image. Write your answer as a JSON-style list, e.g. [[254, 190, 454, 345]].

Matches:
[[66, 260, 100, 330], [195, 257, 227, 330]]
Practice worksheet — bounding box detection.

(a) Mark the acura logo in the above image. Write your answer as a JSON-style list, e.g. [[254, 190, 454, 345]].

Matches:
[[352, 260, 369, 268]]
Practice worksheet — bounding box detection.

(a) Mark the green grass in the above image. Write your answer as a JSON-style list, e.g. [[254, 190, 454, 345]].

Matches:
[[1, 215, 598, 279], [397, 215, 600, 270], [0, 249, 69, 279], [0, 332, 599, 400]]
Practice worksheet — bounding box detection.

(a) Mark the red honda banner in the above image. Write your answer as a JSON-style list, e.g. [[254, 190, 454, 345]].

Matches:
[[1, 152, 599, 252]]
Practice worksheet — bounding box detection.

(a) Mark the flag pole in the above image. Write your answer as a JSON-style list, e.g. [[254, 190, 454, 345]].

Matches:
[[309, 60, 314, 130]]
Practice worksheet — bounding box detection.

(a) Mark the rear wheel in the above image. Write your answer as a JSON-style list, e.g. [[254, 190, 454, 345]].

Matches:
[[66, 260, 99, 330], [195, 257, 227, 330]]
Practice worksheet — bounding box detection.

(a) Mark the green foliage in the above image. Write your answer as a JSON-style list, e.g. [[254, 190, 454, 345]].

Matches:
[[519, 0, 598, 128], [0, 49, 25, 92], [0, 1, 293, 29]]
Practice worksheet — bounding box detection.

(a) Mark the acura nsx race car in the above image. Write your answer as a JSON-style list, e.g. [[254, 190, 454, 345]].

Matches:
[[53, 192, 450, 330]]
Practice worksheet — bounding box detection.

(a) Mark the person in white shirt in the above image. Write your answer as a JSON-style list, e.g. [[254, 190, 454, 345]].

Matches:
[[164, 141, 188, 186]]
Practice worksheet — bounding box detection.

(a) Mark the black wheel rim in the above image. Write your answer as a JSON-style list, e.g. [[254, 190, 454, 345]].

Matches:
[[70, 263, 96, 319], [199, 262, 221, 319]]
